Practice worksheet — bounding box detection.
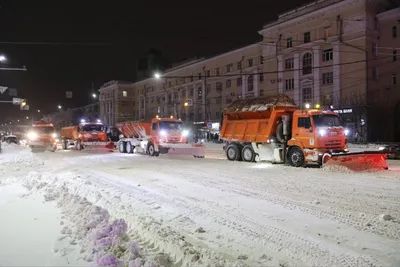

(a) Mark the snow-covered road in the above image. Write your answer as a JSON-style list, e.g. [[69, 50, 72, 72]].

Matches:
[[1, 144, 400, 266]]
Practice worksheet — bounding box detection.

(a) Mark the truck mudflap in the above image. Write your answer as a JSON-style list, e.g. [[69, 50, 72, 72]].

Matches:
[[161, 143, 206, 158], [322, 151, 388, 171]]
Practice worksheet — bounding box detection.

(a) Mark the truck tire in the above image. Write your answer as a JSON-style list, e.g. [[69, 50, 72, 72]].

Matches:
[[288, 147, 305, 167], [63, 140, 68, 150], [226, 143, 241, 161], [242, 144, 255, 162], [126, 142, 134, 154], [147, 143, 156, 156], [119, 141, 126, 153]]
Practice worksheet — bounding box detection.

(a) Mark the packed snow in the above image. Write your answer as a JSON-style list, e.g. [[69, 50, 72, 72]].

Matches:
[[0, 142, 400, 266]]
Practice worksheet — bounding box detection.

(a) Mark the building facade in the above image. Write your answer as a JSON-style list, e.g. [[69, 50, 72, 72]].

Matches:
[[258, 0, 399, 142], [100, 0, 399, 141], [98, 80, 136, 127]]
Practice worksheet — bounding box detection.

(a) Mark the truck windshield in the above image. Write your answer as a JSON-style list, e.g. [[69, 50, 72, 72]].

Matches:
[[32, 127, 55, 134], [312, 114, 341, 127], [159, 121, 183, 130], [82, 125, 104, 132]]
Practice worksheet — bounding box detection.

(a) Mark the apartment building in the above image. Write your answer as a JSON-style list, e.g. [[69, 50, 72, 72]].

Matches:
[[134, 43, 263, 128], [98, 80, 136, 127], [258, 0, 399, 141]]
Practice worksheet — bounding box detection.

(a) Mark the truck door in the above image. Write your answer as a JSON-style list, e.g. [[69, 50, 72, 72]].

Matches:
[[294, 116, 315, 148], [151, 122, 159, 137]]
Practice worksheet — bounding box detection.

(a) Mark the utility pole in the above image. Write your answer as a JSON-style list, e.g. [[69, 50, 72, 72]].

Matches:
[[202, 66, 208, 122]]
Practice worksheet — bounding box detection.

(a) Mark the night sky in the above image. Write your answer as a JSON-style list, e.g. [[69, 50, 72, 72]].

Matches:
[[0, 0, 309, 122]]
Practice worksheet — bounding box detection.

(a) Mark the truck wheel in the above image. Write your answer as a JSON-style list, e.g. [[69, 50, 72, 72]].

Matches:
[[226, 143, 241, 161], [288, 147, 304, 167], [147, 143, 155, 156], [119, 141, 126, 153], [126, 142, 134, 154], [242, 145, 255, 162]]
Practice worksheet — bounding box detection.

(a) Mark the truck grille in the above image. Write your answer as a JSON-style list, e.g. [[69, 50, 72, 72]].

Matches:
[[324, 140, 342, 147], [167, 137, 181, 143]]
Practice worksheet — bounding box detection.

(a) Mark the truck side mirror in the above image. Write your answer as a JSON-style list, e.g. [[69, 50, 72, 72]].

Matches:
[[308, 127, 313, 132]]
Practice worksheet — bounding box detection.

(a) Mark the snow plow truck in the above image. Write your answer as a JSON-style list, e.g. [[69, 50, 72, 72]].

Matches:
[[61, 120, 114, 151], [26, 120, 58, 152], [220, 94, 388, 171], [116, 117, 205, 158]]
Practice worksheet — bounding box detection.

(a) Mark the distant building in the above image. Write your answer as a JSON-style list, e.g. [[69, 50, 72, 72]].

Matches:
[[135, 49, 167, 81], [98, 80, 136, 126]]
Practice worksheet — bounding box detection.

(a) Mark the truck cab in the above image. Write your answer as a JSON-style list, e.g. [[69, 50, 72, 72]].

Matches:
[[26, 121, 58, 151], [150, 117, 189, 145], [78, 121, 107, 143]]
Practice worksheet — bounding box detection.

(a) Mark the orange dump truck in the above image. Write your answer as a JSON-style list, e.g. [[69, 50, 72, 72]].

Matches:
[[61, 120, 111, 151], [26, 120, 58, 152], [220, 94, 388, 170], [116, 117, 205, 157]]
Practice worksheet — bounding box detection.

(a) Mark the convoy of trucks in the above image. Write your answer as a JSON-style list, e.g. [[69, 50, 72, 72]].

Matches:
[[116, 116, 205, 158], [219, 94, 388, 170]]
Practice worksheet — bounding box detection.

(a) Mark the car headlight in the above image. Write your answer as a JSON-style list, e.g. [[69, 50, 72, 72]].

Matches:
[[182, 130, 189, 137], [160, 130, 167, 137], [28, 132, 38, 140], [318, 129, 327, 136], [52, 133, 58, 138]]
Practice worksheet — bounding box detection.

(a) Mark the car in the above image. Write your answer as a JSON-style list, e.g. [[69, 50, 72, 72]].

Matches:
[[379, 144, 400, 159], [2, 135, 20, 145]]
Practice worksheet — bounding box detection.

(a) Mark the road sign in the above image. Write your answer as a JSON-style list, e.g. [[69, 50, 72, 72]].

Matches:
[[0, 86, 8, 94], [187, 99, 193, 106], [12, 98, 22, 105]]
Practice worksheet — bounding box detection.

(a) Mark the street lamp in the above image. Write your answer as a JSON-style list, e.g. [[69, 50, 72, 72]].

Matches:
[[26, 116, 29, 119], [58, 105, 62, 109], [92, 93, 97, 98], [154, 72, 161, 79], [0, 55, 6, 62], [37, 109, 40, 113]]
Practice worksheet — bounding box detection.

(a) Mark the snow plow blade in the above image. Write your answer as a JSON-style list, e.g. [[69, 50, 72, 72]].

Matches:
[[323, 151, 388, 171], [166, 144, 206, 158]]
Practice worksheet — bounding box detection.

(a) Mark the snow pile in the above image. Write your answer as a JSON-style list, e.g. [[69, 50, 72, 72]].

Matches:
[[0, 144, 44, 175], [20, 171, 165, 267]]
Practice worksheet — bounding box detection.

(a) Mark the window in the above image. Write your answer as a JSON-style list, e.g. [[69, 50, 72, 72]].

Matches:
[[372, 67, 378, 80], [285, 78, 294, 90], [247, 75, 254, 91], [260, 56, 264, 64], [372, 43, 377, 56], [322, 49, 333, 61], [206, 84, 211, 94], [248, 59, 253, 67], [198, 73, 202, 80], [225, 95, 233, 104], [226, 79, 231, 88], [259, 89, 264, 96], [259, 73, 264, 82], [324, 26, 330, 39], [216, 97, 221, 104], [302, 87, 312, 103], [189, 88, 194, 96], [237, 77, 242, 86], [298, 117, 311, 129], [206, 70, 210, 77], [392, 73, 397, 85], [122, 91, 127, 97], [216, 68, 220, 76], [226, 64, 232, 72], [286, 37, 292, 48], [216, 82, 222, 91], [322, 72, 333, 85], [393, 26, 397, 38], [322, 94, 332, 106], [190, 75, 194, 82], [302, 53, 312, 75], [285, 58, 294, 70], [152, 123, 158, 130], [304, 32, 311, 43], [393, 50, 397, 62], [237, 62, 242, 70]]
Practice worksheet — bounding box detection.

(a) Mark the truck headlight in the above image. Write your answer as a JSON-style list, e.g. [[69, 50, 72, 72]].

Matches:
[[318, 129, 327, 136], [52, 133, 58, 138], [344, 129, 349, 136], [28, 132, 38, 140], [160, 130, 167, 137], [182, 130, 189, 137]]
